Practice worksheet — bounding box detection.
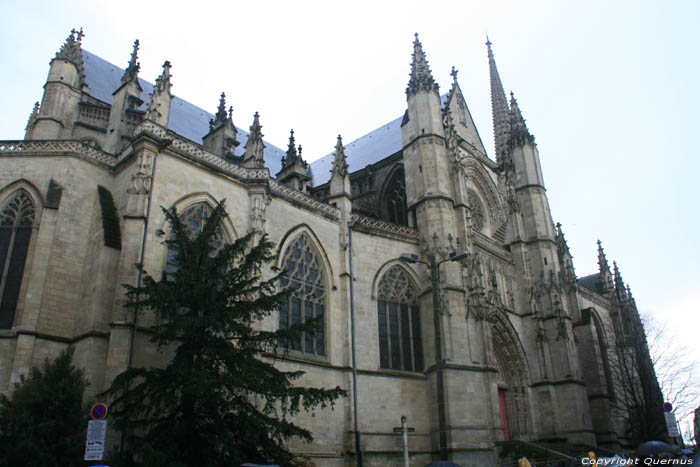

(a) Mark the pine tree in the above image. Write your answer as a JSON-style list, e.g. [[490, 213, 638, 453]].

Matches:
[[0, 349, 89, 467], [104, 201, 345, 467]]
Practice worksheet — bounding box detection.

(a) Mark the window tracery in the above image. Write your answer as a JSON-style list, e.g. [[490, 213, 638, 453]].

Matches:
[[377, 265, 423, 371], [384, 169, 408, 226], [279, 233, 326, 357], [0, 190, 36, 329]]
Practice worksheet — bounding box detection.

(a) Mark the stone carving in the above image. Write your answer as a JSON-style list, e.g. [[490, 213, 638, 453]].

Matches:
[[467, 190, 485, 232], [349, 213, 419, 241], [126, 149, 153, 215]]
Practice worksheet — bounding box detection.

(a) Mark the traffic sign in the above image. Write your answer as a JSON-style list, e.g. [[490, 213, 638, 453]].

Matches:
[[91, 403, 108, 420], [663, 402, 673, 412], [84, 419, 107, 461]]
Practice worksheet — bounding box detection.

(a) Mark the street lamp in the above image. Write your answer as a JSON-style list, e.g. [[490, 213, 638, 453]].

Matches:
[[399, 248, 468, 461]]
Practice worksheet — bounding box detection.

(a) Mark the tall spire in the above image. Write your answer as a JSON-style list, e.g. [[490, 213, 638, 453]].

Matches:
[[486, 37, 510, 164], [407, 33, 439, 95], [242, 112, 265, 168], [121, 39, 140, 84], [331, 134, 349, 178]]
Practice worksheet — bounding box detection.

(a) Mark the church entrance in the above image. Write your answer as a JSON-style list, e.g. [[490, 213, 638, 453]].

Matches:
[[491, 312, 532, 440]]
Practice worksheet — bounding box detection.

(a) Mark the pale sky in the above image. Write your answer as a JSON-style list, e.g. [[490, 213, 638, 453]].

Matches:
[[1, 0, 698, 419]]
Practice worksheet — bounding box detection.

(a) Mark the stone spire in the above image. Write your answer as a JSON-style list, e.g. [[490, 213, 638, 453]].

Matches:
[[121, 39, 141, 84], [55, 28, 85, 75], [276, 129, 310, 192], [613, 261, 627, 301], [209, 92, 229, 131], [242, 112, 265, 168], [331, 134, 349, 178], [203, 92, 238, 158], [487, 37, 510, 164], [509, 91, 533, 144], [329, 134, 352, 202], [596, 240, 614, 293], [25, 102, 39, 131], [146, 61, 173, 127], [406, 33, 439, 95]]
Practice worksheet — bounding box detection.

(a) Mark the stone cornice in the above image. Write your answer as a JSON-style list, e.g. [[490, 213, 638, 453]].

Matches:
[[0, 140, 115, 168], [349, 213, 419, 242]]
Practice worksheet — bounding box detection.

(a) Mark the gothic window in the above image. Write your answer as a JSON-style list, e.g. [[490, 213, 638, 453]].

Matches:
[[384, 169, 408, 226], [377, 266, 423, 371], [0, 190, 35, 329], [165, 203, 225, 277], [279, 233, 326, 357]]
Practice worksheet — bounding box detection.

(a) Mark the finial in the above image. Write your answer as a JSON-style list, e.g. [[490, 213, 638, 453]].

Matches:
[[228, 106, 233, 120], [407, 33, 438, 95], [25, 101, 40, 131], [450, 66, 458, 82], [331, 134, 349, 177], [243, 111, 265, 168], [121, 39, 141, 84], [55, 28, 86, 81]]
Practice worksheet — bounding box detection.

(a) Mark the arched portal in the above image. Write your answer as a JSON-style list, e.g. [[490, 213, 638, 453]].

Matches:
[[490, 311, 532, 440]]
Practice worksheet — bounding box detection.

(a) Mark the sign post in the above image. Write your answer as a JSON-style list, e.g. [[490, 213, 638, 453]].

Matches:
[[393, 416, 415, 467], [84, 403, 108, 462]]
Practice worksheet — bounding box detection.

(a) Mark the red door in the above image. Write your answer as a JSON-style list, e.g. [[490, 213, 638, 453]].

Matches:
[[498, 388, 509, 440]]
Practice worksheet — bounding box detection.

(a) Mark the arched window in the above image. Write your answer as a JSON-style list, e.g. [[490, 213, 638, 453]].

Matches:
[[165, 203, 225, 277], [384, 169, 408, 226], [377, 265, 423, 371], [0, 190, 35, 329], [279, 233, 326, 357]]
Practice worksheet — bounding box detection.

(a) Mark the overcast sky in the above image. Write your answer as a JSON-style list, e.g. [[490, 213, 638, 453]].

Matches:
[[1, 0, 698, 420]]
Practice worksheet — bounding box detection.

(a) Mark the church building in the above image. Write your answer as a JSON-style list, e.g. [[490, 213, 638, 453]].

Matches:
[[0, 29, 662, 465]]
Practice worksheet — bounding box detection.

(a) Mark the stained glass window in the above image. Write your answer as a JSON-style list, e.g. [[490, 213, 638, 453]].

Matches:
[[0, 190, 36, 329], [279, 233, 326, 357], [377, 266, 423, 371]]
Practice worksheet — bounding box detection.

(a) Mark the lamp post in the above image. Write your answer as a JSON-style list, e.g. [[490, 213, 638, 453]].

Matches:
[[400, 249, 468, 461]]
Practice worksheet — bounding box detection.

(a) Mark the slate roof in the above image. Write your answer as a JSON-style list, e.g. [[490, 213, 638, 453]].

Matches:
[[82, 50, 446, 186], [308, 95, 449, 187], [578, 273, 601, 292], [82, 50, 287, 176]]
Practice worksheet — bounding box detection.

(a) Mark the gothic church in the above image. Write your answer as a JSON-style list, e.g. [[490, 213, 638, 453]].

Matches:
[[0, 29, 660, 465]]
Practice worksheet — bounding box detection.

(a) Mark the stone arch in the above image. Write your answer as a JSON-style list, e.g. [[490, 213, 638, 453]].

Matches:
[[161, 192, 238, 241], [276, 225, 331, 358], [489, 310, 532, 440], [588, 308, 615, 401], [460, 158, 505, 229], [371, 259, 421, 301], [378, 163, 408, 226], [375, 263, 423, 371], [0, 184, 42, 329]]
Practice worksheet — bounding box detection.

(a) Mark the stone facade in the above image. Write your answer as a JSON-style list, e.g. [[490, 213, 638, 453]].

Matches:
[[0, 29, 661, 465]]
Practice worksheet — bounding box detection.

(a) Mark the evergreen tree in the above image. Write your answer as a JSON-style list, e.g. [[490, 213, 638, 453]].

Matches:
[[104, 201, 345, 467], [0, 348, 89, 467]]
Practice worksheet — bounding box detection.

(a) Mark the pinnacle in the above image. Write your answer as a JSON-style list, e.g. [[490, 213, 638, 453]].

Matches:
[[509, 91, 529, 135], [243, 112, 265, 167], [153, 61, 172, 94], [55, 27, 86, 84], [487, 37, 510, 163], [331, 134, 349, 177], [209, 92, 229, 130], [121, 39, 141, 84], [406, 33, 439, 95]]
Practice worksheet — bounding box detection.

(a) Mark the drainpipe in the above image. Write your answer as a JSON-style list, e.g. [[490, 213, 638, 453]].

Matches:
[[348, 227, 363, 466]]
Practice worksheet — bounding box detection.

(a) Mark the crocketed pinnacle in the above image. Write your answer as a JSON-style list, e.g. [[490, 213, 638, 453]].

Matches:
[[509, 91, 532, 143], [209, 92, 229, 130], [25, 102, 40, 131], [281, 129, 305, 169], [153, 61, 172, 95], [555, 222, 570, 253], [487, 36, 510, 164], [331, 134, 349, 177], [121, 39, 140, 84], [613, 261, 627, 301], [406, 33, 439, 95], [244, 112, 265, 167], [55, 28, 86, 85]]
